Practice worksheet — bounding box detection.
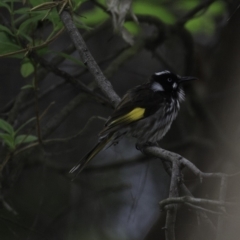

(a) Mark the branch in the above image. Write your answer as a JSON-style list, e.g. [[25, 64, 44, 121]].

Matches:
[[216, 176, 228, 240], [59, 10, 121, 107], [143, 146, 240, 180], [162, 161, 216, 232], [159, 196, 236, 209], [165, 159, 180, 240]]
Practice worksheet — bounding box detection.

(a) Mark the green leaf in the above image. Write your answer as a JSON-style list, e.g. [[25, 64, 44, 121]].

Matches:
[[48, 10, 62, 28], [72, 0, 86, 11], [78, 7, 109, 26], [20, 60, 34, 77], [29, 0, 46, 7], [185, 16, 215, 35], [0, 32, 22, 57], [15, 135, 38, 145], [19, 13, 44, 34], [36, 46, 49, 56], [0, 24, 14, 36], [73, 16, 93, 31], [124, 22, 140, 36], [14, 7, 31, 14], [0, 2, 12, 13], [207, 1, 225, 16], [30, 2, 58, 11], [0, 119, 14, 135], [21, 84, 34, 90], [175, 0, 200, 11], [51, 51, 84, 66], [133, 2, 176, 24], [3, 0, 22, 2], [0, 133, 15, 150], [17, 30, 32, 42]]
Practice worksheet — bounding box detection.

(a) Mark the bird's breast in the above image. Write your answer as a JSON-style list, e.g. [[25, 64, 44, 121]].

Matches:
[[130, 98, 180, 143]]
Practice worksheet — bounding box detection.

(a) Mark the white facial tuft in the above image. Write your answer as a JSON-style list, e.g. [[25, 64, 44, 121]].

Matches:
[[172, 82, 177, 89], [155, 70, 170, 76], [152, 82, 164, 92]]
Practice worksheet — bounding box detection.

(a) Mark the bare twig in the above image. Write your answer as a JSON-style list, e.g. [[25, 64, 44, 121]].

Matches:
[[185, 202, 225, 215], [159, 196, 236, 209]]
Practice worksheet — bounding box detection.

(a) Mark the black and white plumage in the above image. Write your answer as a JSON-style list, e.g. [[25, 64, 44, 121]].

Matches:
[[70, 70, 197, 175]]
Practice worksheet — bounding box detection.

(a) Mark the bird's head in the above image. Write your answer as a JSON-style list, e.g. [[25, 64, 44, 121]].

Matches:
[[150, 70, 197, 93]]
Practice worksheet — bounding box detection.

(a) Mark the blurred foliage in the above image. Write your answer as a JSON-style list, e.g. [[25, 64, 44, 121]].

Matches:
[[184, 1, 226, 34], [133, 2, 176, 24], [0, 0, 227, 64]]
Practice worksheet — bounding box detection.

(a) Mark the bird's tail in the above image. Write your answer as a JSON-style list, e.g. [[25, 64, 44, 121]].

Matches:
[[69, 135, 113, 178]]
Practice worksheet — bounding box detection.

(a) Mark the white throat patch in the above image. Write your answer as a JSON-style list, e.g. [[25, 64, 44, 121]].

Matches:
[[172, 82, 177, 89], [152, 82, 164, 92]]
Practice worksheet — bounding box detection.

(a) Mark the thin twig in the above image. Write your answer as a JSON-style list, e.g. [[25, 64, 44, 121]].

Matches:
[[159, 196, 236, 209], [185, 202, 225, 215], [32, 59, 42, 144]]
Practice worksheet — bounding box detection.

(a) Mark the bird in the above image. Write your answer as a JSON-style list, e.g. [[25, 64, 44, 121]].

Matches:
[[70, 70, 197, 175]]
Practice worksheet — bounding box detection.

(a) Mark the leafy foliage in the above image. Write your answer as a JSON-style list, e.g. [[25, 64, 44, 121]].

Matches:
[[0, 118, 37, 150], [0, 0, 227, 62]]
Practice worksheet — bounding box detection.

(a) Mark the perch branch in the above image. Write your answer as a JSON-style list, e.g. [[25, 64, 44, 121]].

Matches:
[[143, 146, 240, 180], [165, 159, 180, 240]]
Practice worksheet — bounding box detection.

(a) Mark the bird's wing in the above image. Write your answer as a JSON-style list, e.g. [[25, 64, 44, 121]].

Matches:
[[100, 84, 165, 136]]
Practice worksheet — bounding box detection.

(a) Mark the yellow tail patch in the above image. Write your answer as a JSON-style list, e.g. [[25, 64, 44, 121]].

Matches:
[[111, 107, 145, 125]]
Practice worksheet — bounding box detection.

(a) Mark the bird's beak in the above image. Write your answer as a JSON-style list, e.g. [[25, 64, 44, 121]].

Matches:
[[178, 75, 198, 83]]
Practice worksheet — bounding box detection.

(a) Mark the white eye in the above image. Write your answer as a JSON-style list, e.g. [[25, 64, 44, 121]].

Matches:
[[168, 78, 172, 82]]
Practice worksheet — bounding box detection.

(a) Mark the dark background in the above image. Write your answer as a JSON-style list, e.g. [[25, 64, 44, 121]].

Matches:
[[0, 0, 240, 239]]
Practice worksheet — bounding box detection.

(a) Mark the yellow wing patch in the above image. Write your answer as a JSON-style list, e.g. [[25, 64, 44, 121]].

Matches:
[[110, 107, 145, 125]]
